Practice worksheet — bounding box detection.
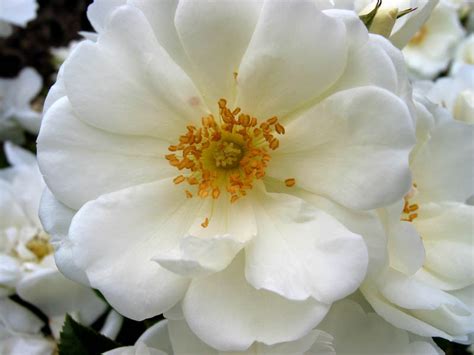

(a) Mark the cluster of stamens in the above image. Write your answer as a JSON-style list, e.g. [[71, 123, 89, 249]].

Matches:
[[25, 232, 54, 260], [401, 183, 419, 222], [166, 99, 295, 227]]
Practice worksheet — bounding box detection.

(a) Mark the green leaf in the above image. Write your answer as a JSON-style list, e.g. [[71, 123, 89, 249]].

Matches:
[[58, 314, 121, 355], [397, 7, 417, 19], [359, 0, 383, 29]]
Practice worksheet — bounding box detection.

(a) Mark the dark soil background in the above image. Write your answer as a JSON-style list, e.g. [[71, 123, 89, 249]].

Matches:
[[0, 1, 470, 353]]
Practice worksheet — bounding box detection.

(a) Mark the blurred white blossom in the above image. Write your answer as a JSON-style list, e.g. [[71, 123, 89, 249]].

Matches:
[[415, 65, 474, 124], [0, 68, 42, 142], [361, 91, 474, 343], [403, 1, 465, 79], [0, 297, 55, 355], [451, 33, 474, 74], [0, 0, 38, 37], [0, 142, 107, 335]]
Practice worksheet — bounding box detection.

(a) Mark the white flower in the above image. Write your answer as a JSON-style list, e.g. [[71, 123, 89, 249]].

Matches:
[[0, 297, 55, 355], [0, 67, 42, 143], [38, 0, 416, 350], [403, 1, 465, 79], [451, 34, 474, 74], [415, 65, 474, 124], [0, 0, 38, 37], [104, 299, 441, 355], [0, 142, 107, 328], [361, 92, 474, 342]]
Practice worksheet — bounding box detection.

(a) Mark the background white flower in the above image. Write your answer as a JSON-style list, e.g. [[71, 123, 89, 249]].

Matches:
[[0, 142, 108, 334], [403, 1, 465, 79], [0, 297, 55, 355], [0, 67, 42, 143], [361, 90, 474, 343], [415, 65, 474, 124], [38, 0, 416, 351], [451, 33, 474, 74], [0, 0, 38, 37]]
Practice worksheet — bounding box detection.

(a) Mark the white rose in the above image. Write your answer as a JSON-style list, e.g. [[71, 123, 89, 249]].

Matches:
[[38, 0, 416, 350], [414, 65, 474, 124], [362, 92, 474, 342], [0, 297, 55, 355], [0, 142, 107, 328], [403, 2, 465, 79], [451, 34, 474, 74]]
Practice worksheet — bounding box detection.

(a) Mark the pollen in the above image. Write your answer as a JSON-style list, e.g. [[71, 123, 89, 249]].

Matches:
[[285, 178, 296, 187], [401, 183, 419, 222], [166, 99, 295, 210], [409, 25, 428, 46]]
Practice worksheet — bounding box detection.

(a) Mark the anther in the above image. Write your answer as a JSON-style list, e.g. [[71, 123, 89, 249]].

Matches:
[[173, 175, 186, 184], [285, 178, 296, 187]]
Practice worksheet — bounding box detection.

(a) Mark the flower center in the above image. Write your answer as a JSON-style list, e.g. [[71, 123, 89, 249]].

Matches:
[[25, 232, 54, 261], [166, 99, 295, 213], [401, 183, 419, 222], [409, 25, 428, 46]]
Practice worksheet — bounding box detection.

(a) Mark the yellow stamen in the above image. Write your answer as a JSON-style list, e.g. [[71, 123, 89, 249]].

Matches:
[[166, 99, 295, 227]]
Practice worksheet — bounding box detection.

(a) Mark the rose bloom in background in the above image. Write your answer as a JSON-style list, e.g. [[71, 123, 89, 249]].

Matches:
[[0, 141, 123, 354]]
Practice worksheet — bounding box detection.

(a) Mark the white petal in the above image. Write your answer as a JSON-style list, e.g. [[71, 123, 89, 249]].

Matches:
[[99, 310, 123, 340], [154, 234, 245, 278], [16, 268, 106, 319], [37, 97, 174, 210], [236, 0, 347, 119], [104, 343, 166, 355], [318, 299, 439, 355], [86, 0, 127, 33], [361, 281, 455, 339], [265, 178, 387, 278], [64, 5, 208, 139], [376, 269, 467, 312], [168, 319, 218, 355], [0, 254, 20, 288], [390, 0, 439, 49], [327, 35, 399, 96], [411, 120, 474, 204], [175, 0, 263, 108], [69, 180, 195, 320], [0, 297, 44, 334], [415, 202, 474, 290], [154, 193, 256, 277], [269, 86, 415, 210], [384, 202, 425, 276], [39, 188, 89, 285], [245, 188, 368, 303], [138, 320, 173, 355], [3, 142, 36, 167], [182, 254, 330, 351], [0, 336, 55, 355]]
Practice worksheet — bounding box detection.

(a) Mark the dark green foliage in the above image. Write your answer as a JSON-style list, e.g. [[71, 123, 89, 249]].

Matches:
[[58, 314, 120, 355]]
